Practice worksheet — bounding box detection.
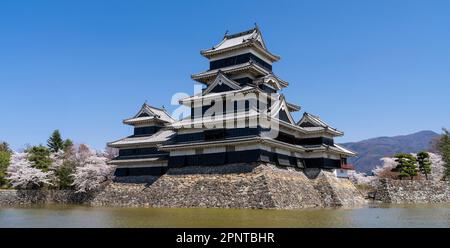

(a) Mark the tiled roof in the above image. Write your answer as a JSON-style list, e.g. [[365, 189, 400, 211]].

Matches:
[[123, 103, 174, 125], [108, 129, 175, 148], [200, 27, 280, 62], [191, 62, 270, 83], [297, 112, 343, 135]]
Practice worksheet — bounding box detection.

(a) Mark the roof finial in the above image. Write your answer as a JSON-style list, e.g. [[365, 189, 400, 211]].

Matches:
[[223, 30, 229, 38], [254, 22, 259, 31]]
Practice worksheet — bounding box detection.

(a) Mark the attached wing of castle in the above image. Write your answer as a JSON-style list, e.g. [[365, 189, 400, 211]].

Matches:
[[108, 26, 356, 178]]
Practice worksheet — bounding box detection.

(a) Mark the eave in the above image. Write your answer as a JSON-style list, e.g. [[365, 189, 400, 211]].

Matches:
[[108, 157, 168, 166], [122, 116, 165, 126], [286, 102, 301, 112], [304, 144, 356, 157], [201, 41, 280, 62], [178, 86, 279, 106], [191, 62, 270, 84]]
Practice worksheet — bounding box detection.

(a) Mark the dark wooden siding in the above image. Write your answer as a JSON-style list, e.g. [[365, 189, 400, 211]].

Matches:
[[278, 110, 292, 123], [175, 128, 260, 143], [118, 147, 167, 157], [114, 167, 167, 177], [209, 53, 272, 71], [233, 77, 253, 86], [134, 126, 161, 136], [297, 137, 334, 146], [259, 84, 277, 93], [303, 158, 341, 169], [275, 132, 335, 147], [168, 149, 341, 169]]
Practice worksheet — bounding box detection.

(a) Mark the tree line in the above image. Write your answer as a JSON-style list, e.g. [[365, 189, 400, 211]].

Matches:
[[0, 130, 116, 192], [390, 128, 450, 181]]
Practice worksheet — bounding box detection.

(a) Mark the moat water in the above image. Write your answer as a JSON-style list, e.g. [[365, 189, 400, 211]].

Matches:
[[1, 203, 450, 227]]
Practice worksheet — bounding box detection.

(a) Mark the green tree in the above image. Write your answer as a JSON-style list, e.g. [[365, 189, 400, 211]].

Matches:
[[0, 151, 11, 187], [27, 145, 52, 172], [63, 139, 74, 152], [436, 128, 450, 180], [417, 151, 432, 180], [0, 142, 11, 153], [47, 130, 65, 153], [54, 164, 74, 189], [392, 153, 418, 180], [0, 141, 12, 187]]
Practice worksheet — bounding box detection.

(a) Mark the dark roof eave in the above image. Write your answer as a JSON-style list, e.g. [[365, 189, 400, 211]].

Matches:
[[200, 42, 280, 62]]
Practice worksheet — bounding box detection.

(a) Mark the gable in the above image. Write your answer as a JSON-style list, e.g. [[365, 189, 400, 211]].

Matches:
[[271, 97, 295, 124], [138, 112, 150, 117], [297, 113, 336, 130], [203, 73, 241, 95], [135, 108, 154, 118], [208, 83, 235, 93], [279, 109, 292, 123], [254, 30, 267, 50]]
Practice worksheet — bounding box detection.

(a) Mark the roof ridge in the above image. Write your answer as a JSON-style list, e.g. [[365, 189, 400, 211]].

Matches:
[[304, 112, 320, 118], [143, 102, 165, 112], [224, 27, 257, 39]]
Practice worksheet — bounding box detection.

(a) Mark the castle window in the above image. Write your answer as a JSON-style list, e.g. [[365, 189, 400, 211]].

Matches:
[[204, 129, 226, 141]]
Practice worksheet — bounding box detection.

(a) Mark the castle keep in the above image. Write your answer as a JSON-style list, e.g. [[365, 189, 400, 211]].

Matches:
[[108, 26, 356, 178]]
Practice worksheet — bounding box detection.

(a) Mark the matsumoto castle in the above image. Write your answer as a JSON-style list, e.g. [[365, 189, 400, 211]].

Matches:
[[108, 26, 356, 178]]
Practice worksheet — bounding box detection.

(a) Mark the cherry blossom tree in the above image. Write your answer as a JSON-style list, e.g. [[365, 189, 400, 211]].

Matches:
[[71, 145, 114, 192], [373, 153, 445, 181], [103, 146, 119, 160], [50, 150, 66, 170], [50, 150, 75, 189], [348, 171, 377, 185], [372, 157, 399, 179], [7, 152, 54, 189]]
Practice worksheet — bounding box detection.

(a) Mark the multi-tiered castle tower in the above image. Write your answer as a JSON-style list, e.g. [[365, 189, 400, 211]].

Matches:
[[109, 26, 355, 178]]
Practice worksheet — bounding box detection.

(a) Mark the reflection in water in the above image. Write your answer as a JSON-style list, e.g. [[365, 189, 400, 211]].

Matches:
[[1, 203, 450, 228]]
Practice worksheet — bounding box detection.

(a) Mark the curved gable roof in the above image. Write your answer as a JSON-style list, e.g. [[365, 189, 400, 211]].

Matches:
[[123, 103, 174, 125], [201, 26, 280, 62], [203, 72, 242, 95]]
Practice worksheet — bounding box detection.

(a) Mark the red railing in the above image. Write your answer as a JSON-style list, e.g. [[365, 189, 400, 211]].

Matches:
[[341, 164, 355, 170]]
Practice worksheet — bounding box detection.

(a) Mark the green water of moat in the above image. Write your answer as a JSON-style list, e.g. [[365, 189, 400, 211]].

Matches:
[[1, 203, 450, 228]]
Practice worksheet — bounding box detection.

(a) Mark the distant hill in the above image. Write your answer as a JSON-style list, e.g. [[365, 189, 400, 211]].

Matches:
[[341, 130, 440, 174]]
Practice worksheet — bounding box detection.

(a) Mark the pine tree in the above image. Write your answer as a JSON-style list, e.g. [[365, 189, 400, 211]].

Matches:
[[417, 151, 432, 180], [0, 142, 11, 153], [63, 139, 74, 152], [55, 164, 74, 189], [47, 130, 65, 153], [0, 151, 11, 187], [393, 153, 418, 180], [0, 141, 12, 187], [436, 128, 450, 180], [27, 145, 52, 172]]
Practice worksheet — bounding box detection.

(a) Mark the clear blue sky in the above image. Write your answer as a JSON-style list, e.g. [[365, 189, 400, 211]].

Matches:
[[0, 0, 449, 150]]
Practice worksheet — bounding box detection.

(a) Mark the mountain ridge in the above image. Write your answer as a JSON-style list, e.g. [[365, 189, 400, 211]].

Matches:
[[341, 130, 440, 174]]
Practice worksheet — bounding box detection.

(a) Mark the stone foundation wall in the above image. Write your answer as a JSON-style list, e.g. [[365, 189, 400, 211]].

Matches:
[[375, 179, 450, 204], [1, 164, 366, 209], [0, 189, 92, 207], [91, 164, 366, 209]]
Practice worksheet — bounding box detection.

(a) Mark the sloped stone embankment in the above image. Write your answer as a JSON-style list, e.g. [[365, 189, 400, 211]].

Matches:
[[375, 179, 450, 204], [0, 164, 366, 209], [91, 164, 366, 209]]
